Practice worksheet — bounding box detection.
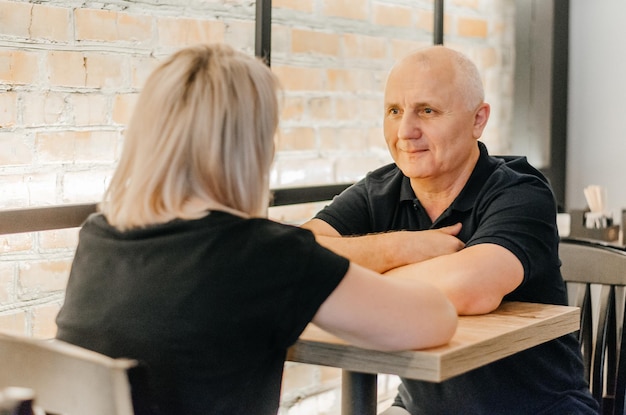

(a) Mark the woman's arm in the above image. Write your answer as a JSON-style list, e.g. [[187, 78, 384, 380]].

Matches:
[[312, 262, 458, 351]]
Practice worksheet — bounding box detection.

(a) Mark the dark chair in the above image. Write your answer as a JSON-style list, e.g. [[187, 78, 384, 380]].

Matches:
[[559, 237, 626, 415]]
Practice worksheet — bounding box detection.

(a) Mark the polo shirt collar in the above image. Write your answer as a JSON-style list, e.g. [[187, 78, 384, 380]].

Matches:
[[399, 175, 415, 202]]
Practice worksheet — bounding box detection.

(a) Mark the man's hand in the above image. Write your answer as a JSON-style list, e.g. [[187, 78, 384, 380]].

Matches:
[[301, 219, 464, 273], [402, 223, 465, 262]]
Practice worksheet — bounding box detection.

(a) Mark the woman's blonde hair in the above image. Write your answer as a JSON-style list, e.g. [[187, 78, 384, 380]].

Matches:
[[101, 43, 280, 230]]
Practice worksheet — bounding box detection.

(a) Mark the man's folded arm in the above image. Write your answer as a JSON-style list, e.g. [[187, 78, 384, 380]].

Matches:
[[384, 243, 524, 315], [301, 219, 465, 274]]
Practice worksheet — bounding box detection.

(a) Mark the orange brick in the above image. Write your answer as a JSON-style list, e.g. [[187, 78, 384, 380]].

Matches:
[[32, 302, 62, 339], [47, 50, 86, 87], [479, 47, 498, 69], [112, 93, 139, 125], [391, 39, 430, 61], [292, 29, 341, 57], [130, 55, 160, 89], [373, 68, 389, 91], [0, 262, 14, 304], [0, 50, 40, 84], [75, 8, 152, 43], [309, 96, 333, 120], [443, 15, 453, 35], [343, 34, 387, 60], [34, 131, 74, 162], [75, 8, 119, 42], [322, 0, 368, 20], [0, 0, 32, 37], [71, 93, 109, 126], [76, 131, 119, 162], [373, 4, 413, 27], [271, 25, 290, 56], [368, 126, 387, 150], [0, 91, 16, 127], [117, 13, 153, 43], [416, 9, 434, 32], [0, 233, 34, 254], [452, 0, 480, 9], [0, 311, 27, 336], [31, 4, 71, 42], [18, 259, 72, 299], [493, 20, 507, 36], [280, 96, 305, 121], [39, 228, 80, 250], [457, 17, 488, 38], [327, 68, 373, 92], [273, 0, 314, 12], [320, 127, 371, 152], [35, 130, 118, 163], [85, 53, 126, 89], [0, 131, 32, 166], [336, 97, 380, 121], [223, 21, 255, 52], [157, 17, 225, 47], [277, 127, 316, 151], [272, 65, 325, 91], [21, 91, 67, 126]]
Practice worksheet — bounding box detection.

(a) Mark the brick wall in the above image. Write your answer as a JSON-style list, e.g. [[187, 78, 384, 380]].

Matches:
[[0, 0, 515, 413]]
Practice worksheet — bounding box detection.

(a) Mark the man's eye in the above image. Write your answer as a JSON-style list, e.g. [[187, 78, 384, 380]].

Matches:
[[423, 107, 434, 114], [388, 108, 400, 115]]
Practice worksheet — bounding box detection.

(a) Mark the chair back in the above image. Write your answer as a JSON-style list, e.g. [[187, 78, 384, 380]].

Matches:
[[559, 238, 626, 415], [0, 331, 138, 415]]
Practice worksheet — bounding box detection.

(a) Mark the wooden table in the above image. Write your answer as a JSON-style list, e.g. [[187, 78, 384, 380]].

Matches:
[[286, 301, 580, 415]]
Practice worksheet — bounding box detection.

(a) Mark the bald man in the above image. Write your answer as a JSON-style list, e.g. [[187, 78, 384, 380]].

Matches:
[[302, 46, 598, 414]]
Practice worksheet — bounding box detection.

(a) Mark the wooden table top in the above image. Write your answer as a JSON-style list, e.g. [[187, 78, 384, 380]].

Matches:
[[287, 301, 580, 382]]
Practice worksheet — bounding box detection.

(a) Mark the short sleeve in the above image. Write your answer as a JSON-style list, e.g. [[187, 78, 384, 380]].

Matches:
[[467, 171, 561, 289], [244, 221, 350, 348]]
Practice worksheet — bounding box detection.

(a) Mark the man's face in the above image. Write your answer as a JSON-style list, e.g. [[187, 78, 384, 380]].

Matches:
[[383, 56, 485, 184]]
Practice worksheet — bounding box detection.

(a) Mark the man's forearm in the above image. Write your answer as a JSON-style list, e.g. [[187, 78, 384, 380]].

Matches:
[[384, 244, 524, 315], [312, 233, 397, 273], [302, 219, 464, 273]]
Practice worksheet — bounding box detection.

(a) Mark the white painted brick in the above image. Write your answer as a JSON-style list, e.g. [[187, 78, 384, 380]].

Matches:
[[62, 169, 111, 203], [0, 132, 33, 166], [0, 173, 57, 208], [21, 92, 68, 127]]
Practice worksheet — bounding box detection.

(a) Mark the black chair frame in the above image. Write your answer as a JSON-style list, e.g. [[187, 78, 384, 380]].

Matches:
[[560, 237, 626, 415]]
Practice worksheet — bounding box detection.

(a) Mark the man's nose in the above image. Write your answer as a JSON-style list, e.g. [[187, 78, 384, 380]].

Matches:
[[397, 113, 420, 139]]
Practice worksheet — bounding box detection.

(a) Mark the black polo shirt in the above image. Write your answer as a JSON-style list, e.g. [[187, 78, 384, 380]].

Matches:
[[314, 141, 598, 414]]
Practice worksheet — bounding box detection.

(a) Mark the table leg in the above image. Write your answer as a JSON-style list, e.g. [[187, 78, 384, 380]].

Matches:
[[341, 370, 377, 415]]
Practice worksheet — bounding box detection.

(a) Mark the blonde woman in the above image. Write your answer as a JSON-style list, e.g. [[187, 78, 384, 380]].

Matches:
[[55, 43, 457, 415]]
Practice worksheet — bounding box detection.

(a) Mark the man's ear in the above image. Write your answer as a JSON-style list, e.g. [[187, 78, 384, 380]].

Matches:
[[473, 103, 490, 139]]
